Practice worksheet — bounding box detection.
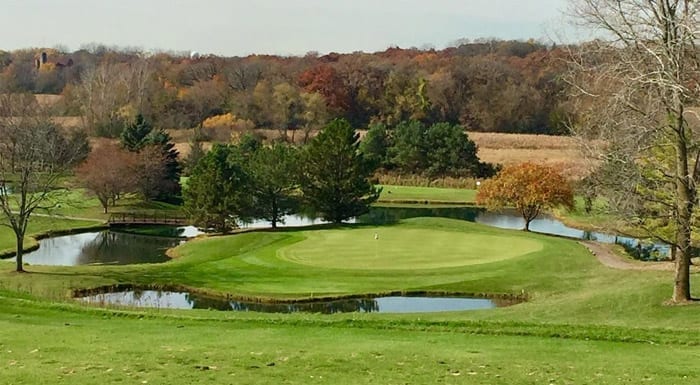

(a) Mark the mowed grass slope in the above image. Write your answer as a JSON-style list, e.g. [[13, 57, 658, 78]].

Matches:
[[2, 293, 699, 385], [2, 217, 700, 384], [278, 226, 542, 269], [378, 185, 475, 204]]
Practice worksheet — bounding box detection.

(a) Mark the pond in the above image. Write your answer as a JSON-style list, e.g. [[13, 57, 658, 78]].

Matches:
[[14, 227, 198, 266], [78, 290, 515, 313]]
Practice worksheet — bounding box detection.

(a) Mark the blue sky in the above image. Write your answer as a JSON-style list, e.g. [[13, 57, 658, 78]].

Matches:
[[2, 0, 571, 55]]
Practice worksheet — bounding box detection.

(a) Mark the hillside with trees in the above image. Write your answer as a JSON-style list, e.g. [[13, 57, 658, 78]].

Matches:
[[0, 39, 570, 137]]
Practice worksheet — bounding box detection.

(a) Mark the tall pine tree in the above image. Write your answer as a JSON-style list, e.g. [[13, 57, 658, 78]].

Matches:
[[249, 143, 299, 228], [120, 114, 152, 151], [300, 119, 380, 223], [146, 129, 182, 201], [183, 144, 252, 233]]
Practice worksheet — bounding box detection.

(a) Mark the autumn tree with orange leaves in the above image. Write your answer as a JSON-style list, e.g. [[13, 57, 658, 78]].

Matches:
[[476, 163, 573, 231]]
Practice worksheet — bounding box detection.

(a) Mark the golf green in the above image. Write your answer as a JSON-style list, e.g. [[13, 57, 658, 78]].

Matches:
[[277, 227, 543, 270]]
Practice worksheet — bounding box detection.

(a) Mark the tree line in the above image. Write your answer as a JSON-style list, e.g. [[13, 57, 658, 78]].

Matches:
[[184, 119, 379, 233], [0, 39, 570, 137]]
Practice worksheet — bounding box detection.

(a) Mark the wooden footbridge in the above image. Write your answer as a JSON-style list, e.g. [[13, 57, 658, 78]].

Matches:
[[108, 212, 190, 227]]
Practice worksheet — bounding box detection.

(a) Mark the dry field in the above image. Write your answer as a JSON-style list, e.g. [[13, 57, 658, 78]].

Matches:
[[156, 129, 599, 180], [41, 104, 595, 180], [468, 132, 596, 180]]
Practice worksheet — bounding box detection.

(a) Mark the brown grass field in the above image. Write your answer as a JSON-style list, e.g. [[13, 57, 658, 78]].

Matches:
[[31, 92, 594, 178], [100, 128, 597, 180], [468, 132, 596, 180], [33, 94, 593, 180]]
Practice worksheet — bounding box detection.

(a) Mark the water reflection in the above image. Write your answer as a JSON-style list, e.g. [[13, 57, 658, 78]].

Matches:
[[10, 206, 667, 267], [79, 290, 505, 313], [18, 231, 181, 266], [362, 207, 668, 253]]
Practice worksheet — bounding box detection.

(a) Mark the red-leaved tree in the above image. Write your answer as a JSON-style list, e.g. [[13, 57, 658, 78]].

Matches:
[[77, 143, 137, 213]]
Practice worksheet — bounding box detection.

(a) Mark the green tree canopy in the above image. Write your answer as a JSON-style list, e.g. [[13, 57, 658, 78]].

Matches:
[[249, 143, 299, 228], [359, 122, 391, 170], [389, 121, 492, 177], [300, 118, 380, 223], [120, 114, 153, 152], [145, 129, 182, 201], [183, 144, 252, 233]]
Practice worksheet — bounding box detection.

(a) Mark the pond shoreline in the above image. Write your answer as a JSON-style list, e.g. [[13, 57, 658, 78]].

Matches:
[[0, 223, 108, 260], [72, 283, 528, 306]]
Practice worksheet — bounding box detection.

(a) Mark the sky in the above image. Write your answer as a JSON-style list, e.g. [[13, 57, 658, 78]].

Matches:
[[1, 0, 573, 56]]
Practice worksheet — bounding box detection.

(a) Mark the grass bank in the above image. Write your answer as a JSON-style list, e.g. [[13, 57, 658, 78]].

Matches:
[[1, 217, 700, 383], [377, 185, 475, 205], [2, 291, 698, 385]]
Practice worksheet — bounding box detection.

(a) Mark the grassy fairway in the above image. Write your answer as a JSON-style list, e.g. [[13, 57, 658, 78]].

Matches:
[[2, 217, 700, 384], [2, 293, 699, 385], [378, 185, 475, 204], [279, 227, 542, 269]]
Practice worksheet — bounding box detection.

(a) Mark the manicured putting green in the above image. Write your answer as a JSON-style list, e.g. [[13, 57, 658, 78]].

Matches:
[[278, 227, 543, 270]]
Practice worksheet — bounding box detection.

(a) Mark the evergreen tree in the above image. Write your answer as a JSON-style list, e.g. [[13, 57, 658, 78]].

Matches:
[[389, 121, 491, 177], [300, 119, 380, 223], [120, 114, 153, 151], [183, 144, 252, 233], [184, 140, 205, 176], [359, 122, 391, 170], [249, 143, 299, 228], [145, 129, 182, 200], [423, 122, 479, 177]]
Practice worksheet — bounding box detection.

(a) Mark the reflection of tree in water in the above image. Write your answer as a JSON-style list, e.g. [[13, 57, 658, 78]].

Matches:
[[360, 207, 484, 225], [183, 292, 382, 313], [186, 293, 232, 310], [227, 298, 380, 314], [78, 231, 180, 265]]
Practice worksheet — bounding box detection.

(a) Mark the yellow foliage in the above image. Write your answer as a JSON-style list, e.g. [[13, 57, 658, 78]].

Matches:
[[39, 62, 56, 72], [117, 104, 137, 121], [203, 113, 236, 129], [201, 113, 255, 142]]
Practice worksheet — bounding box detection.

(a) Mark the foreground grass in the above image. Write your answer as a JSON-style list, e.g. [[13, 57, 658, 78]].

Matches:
[[378, 185, 475, 204], [2, 216, 700, 384], [1, 291, 700, 385]]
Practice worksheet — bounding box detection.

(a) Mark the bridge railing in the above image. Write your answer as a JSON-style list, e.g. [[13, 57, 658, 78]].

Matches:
[[108, 212, 190, 226]]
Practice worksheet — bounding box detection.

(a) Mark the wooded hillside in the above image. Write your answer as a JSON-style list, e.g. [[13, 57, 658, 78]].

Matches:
[[0, 39, 570, 136]]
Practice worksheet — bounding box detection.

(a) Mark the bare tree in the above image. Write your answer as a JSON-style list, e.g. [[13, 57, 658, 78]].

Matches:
[[0, 95, 88, 272], [568, 0, 700, 302], [75, 63, 129, 135]]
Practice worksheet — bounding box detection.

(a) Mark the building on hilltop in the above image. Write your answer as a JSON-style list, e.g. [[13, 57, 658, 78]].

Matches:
[[34, 51, 73, 70]]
